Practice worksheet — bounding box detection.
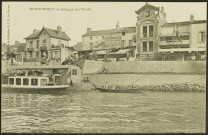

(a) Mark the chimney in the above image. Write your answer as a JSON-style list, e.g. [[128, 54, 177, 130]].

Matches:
[[57, 26, 62, 35], [190, 14, 194, 22], [33, 29, 39, 34], [161, 6, 164, 13], [116, 21, 120, 30], [15, 41, 19, 44], [87, 28, 92, 33]]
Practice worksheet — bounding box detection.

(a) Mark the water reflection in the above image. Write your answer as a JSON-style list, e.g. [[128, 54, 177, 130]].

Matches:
[[1, 90, 206, 133]]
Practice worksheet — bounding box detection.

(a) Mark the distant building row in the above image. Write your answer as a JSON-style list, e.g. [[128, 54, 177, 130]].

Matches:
[[80, 3, 206, 61]]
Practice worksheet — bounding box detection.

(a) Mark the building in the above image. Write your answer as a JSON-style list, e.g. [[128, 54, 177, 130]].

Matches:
[[135, 2, 167, 60], [81, 22, 137, 61], [159, 15, 206, 61], [24, 26, 71, 64], [80, 3, 206, 61]]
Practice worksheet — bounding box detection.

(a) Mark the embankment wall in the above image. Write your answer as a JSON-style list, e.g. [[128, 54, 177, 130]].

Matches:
[[104, 61, 206, 74]]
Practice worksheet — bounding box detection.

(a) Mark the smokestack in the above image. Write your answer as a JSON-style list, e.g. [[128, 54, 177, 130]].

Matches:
[[190, 14, 194, 22], [87, 28, 92, 33]]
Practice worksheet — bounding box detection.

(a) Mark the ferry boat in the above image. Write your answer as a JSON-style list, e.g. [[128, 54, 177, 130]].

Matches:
[[2, 75, 69, 90], [2, 65, 82, 91]]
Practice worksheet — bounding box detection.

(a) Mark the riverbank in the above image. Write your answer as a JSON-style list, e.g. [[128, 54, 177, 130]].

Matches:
[[84, 74, 206, 92]]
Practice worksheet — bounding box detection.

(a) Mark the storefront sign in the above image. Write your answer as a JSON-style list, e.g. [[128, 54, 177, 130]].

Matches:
[[104, 35, 122, 48]]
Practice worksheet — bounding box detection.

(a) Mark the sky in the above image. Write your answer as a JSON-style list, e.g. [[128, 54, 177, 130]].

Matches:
[[2, 2, 207, 46]]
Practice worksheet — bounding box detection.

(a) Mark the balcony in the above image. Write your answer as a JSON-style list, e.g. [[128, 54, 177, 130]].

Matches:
[[141, 32, 154, 38], [51, 45, 62, 50], [40, 46, 47, 51], [159, 40, 190, 47]]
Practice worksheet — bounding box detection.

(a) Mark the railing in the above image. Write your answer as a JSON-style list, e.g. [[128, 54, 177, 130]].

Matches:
[[141, 32, 154, 38], [40, 46, 47, 51], [51, 45, 62, 49]]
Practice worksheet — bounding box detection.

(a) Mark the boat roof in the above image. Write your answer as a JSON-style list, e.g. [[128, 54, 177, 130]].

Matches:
[[8, 65, 79, 70], [8, 76, 49, 78]]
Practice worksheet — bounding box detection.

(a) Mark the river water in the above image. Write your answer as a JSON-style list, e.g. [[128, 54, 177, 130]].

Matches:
[[1, 90, 206, 133]]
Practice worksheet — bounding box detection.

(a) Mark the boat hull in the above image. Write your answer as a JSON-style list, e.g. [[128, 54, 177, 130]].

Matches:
[[95, 87, 141, 93], [2, 84, 69, 91]]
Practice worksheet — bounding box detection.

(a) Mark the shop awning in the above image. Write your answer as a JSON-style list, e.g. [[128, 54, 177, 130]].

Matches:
[[89, 50, 106, 55], [110, 49, 130, 55], [160, 32, 189, 37], [159, 48, 206, 53]]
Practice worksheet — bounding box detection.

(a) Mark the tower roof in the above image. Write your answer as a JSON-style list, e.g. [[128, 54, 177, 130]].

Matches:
[[135, 3, 159, 14]]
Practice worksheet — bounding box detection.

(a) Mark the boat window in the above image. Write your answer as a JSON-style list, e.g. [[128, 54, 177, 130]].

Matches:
[[40, 79, 47, 86], [31, 78, 38, 86], [55, 76, 60, 84], [23, 78, 29, 85], [16, 78, 21, 85], [9, 78, 14, 85], [72, 69, 77, 75]]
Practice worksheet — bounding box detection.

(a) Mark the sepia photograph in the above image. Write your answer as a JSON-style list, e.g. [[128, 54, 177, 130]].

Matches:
[[1, 1, 206, 133]]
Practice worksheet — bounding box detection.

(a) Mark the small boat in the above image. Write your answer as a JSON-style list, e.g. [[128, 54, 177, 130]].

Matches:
[[95, 86, 141, 93], [2, 75, 69, 91]]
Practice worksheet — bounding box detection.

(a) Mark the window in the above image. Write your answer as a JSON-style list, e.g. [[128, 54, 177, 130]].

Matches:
[[199, 32, 205, 42], [149, 41, 153, 52], [31, 78, 38, 86], [23, 78, 29, 85], [121, 40, 125, 47], [16, 78, 21, 85], [52, 51, 61, 59], [89, 43, 93, 49], [30, 41, 33, 45], [149, 25, 153, 37], [143, 26, 147, 38], [129, 40, 133, 46], [43, 39, 46, 44], [43, 32, 46, 35], [90, 37, 93, 40], [143, 42, 147, 52], [36, 40, 39, 49], [102, 36, 105, 39], [9, 78, 14, 85], [72, 69, 77, 75], [122, 31, 126, 36], [41, 79, 47, 86]]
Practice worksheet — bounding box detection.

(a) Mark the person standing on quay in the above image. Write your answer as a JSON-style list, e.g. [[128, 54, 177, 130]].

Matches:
[[105, 82, 108, 89]]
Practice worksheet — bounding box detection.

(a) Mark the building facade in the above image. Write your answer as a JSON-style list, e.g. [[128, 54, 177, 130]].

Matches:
[[80, 3, 206, 61], [25, 26, 71, 64], [135, 3, 167, 60], [159, 15, 206, 61], [81, 22, 136, 61]]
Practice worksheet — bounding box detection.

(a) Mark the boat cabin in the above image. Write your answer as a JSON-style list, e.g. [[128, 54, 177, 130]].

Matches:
[[7, 65, 82, 85], [8, 76, 49, 87]]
